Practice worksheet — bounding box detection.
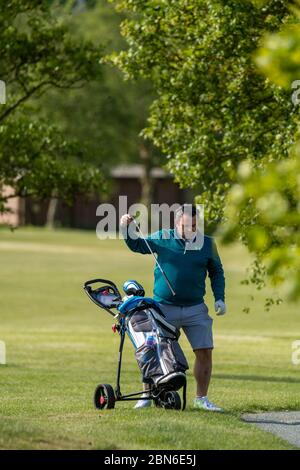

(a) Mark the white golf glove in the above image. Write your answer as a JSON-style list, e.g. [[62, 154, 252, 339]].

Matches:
[[215, 300, 226, 316], [120, 214, 133, 227]]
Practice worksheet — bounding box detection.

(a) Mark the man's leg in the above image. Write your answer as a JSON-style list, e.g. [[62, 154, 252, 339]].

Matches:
[[193, 348, 212, 397], [183, 304, 223, 411], [134, 382, 151, 409], [192, 347, 223, 411]]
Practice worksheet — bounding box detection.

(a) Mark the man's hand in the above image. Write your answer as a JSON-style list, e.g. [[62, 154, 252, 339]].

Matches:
[[120, 214, 134, 227], [215, 300, 226, 316]]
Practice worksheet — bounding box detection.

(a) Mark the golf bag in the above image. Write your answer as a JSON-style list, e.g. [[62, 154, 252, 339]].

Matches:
[[120, 297, 189, 390]]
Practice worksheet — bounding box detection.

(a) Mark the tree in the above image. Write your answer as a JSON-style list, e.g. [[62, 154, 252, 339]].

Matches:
[[106, 0, 297, 231], [35, 0, 164, 220], [219, 1, 300, 302], [0, 0, 106, 220]]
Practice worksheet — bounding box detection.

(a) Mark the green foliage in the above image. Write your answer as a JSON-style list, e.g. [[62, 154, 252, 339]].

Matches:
[[0, 117, 104, 214], [219, 153, 300, 301], [0, 0, 105, 214], [107, 0, 296, 227], [107, 0, 300, 304], [218, 2, 300, 302], [255, 3, 300, 87], [36, 1, 161, 172]]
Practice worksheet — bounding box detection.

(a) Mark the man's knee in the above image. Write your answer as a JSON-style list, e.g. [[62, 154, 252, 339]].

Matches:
[[194, 348, 212, 362]]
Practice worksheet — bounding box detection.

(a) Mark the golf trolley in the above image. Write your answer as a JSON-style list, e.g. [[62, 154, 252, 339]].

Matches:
[[84, 278, 188, 411]]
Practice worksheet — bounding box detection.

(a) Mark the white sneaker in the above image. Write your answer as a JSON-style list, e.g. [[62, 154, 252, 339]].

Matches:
[[134, 393, 152, 409], [193, 396, 223, 412]]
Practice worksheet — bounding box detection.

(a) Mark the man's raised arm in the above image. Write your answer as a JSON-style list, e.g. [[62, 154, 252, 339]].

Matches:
[[120, 214, 159, 255]]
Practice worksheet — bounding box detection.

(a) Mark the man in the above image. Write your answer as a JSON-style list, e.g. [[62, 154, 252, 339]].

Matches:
[[120, 204, 226, 411]]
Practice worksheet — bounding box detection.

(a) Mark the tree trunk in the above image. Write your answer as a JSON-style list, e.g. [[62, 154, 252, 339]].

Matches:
[[46, 196, 59, 229]]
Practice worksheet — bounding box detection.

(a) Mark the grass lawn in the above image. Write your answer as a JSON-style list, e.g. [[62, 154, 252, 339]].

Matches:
[[0, 227, 299, 450]]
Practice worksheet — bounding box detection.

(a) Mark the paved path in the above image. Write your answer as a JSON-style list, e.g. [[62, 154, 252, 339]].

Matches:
[[243, 412, 300, 448]]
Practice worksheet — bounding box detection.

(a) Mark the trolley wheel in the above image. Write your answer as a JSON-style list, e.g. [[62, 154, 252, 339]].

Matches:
[[154, 390, 181, 410], [94, 383, 115, 410]]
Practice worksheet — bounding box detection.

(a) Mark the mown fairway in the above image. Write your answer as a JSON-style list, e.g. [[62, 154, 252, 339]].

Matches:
[[0, 227, 299, 449]]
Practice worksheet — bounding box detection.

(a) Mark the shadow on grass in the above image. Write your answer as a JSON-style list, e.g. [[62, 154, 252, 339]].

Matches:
[[243, 412, 300, 426], [245, 419, 300, 426], [185, 407, 238, 418], [213, 373, 300, 384]]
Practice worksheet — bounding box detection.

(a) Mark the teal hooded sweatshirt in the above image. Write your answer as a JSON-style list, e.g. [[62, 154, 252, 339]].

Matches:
[[121, 226, 225, 306]]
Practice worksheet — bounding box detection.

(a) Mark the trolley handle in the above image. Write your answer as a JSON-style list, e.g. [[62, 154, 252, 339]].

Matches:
[[84, 278, 121, 297]]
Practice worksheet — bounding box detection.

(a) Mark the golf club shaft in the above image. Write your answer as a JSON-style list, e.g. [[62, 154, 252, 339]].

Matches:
[[132, 218, 176, 297]]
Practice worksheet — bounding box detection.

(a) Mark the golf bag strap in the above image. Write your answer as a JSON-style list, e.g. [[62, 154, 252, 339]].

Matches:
[[121, 300, 165, 318], [125, 305, 180, 339], [136, 299, 166, 318], [149, 309, 180, 339]]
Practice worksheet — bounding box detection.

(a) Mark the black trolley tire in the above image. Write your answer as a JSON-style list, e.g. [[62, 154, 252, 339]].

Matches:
[[154, 390, 181, 410], [94, 383, 116, 410]]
